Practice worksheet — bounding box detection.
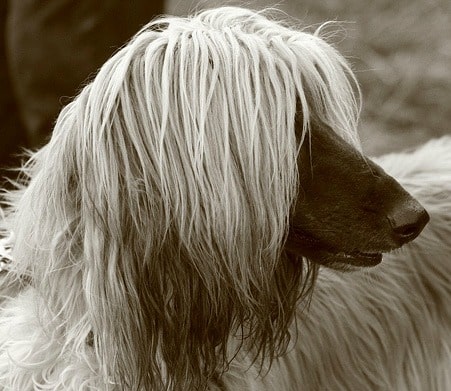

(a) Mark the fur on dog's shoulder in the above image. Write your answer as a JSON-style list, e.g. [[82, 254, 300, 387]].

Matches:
[[0, 287, 101, 390]]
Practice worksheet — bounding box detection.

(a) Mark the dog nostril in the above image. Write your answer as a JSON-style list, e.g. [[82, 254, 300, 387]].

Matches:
[[395, 224, 420, 238], [388, 200, 430, 244]]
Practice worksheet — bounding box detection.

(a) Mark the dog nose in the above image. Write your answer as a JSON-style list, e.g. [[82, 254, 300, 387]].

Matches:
[[388, 199, 429, 245]]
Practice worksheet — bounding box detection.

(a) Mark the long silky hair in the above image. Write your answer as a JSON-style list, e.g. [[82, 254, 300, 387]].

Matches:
[[3, 7, 360, 390]]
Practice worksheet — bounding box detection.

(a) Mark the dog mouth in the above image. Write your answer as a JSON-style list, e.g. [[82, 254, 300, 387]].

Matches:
[[287, 228, 384, 268], [321, 249, 383, 268]]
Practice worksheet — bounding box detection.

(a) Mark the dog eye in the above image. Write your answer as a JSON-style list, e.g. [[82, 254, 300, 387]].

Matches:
[[361, 162, 382, 179], [371, 170, 382, 179]]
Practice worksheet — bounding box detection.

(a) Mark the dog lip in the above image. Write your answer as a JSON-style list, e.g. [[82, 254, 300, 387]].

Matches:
[[313, 248, 383, 268], [347, 250, 382, 259], [288, 228, 384, 267], [330, 250, 383, 266], [336, 250, 379, 259]]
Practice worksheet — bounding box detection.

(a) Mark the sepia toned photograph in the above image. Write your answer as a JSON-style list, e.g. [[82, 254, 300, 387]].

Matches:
[[0, 1, 450, 389]]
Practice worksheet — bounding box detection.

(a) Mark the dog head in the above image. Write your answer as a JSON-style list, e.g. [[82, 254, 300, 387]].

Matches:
[[8, 7, 428, 390]]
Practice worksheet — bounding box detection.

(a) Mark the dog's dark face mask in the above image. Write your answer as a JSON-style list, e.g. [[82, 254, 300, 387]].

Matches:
[[286, 118, 429, 269]]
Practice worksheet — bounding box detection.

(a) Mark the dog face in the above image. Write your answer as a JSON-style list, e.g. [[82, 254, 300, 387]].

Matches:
[[286, 118, 429, 269]]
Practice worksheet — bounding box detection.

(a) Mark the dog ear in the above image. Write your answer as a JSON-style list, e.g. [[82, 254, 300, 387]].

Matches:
[[6, 8, 369, 389], [69, 29, 305, 388]]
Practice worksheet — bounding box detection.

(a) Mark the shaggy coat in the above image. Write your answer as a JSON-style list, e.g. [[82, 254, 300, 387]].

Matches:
[[0, 7, 449, 391]]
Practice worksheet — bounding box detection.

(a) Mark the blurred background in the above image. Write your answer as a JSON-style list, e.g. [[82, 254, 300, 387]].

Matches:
[[1, 0, 450, 185]]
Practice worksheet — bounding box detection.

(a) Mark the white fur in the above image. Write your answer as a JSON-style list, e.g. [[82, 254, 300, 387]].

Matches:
[[0, 6, 449, 390]]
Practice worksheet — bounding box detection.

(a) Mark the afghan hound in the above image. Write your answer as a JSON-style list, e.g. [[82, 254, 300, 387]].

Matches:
[[0, 7, 448, 390]]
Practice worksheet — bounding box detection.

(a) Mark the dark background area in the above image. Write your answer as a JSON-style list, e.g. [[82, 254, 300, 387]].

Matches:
[[0, 0, 164, 186]]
